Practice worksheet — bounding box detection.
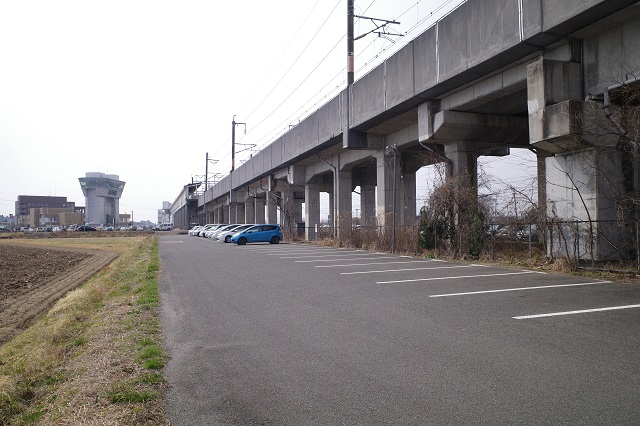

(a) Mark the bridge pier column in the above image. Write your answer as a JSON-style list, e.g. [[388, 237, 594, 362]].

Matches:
[[526, 58, 633, 260], [375, 150, 404, 227], [229, 204, 244, 224], [328, 189, 334, 227], [336, 170, 353, 239], [360, 184, 376, 226], [266, 191, 278, 224], [244, 198, 255, 224], [305, 183, 320, 240], [280, 186, 296, 235], [400, 171, 417, 225], [255, 197, 265, 224], [444, 141, 478, 193], [222, 205, 229, 224]]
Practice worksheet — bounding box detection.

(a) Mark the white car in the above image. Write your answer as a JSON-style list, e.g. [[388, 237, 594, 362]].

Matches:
[[198, 224, 221, 237], [206, 224, 239, 239], [216, 224, 254, 243], [188, 226, 203, 236]]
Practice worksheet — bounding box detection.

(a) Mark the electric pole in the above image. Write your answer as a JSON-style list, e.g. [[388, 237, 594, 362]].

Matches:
[[347, 0, 355, 86], [231, 116, 246, 173]]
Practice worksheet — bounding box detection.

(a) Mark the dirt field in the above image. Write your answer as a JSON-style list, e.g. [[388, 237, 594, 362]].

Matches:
[[0, 242, 119, 344]]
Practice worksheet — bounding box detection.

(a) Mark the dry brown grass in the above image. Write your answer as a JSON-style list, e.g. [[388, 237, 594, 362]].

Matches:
[[0, 236, 168, 425]]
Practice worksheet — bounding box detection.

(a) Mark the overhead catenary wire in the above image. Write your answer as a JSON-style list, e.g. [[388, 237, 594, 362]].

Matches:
[[240, 0, 343, 124], [208, 0, 466, 179]]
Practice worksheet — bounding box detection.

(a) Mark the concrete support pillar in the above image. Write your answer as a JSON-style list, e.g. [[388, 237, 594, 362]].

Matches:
[[245, 198, 255, 224], [281, 187, 296, 234], [375, 150, 400, 227], [255, 197, 266, 224], [266, 191, 278, 224], [400, 171, 417, 225], [360, 184, 376, 226], [236, 204, 245, 224], [305, 183, 320, 240], [328, 190, 334, 226], [444, 141, 478, 189], [294, 198, 303, 224], [222, 205, 229, 224], [229, 205, 237, 224], [336, 170, 352, 238]]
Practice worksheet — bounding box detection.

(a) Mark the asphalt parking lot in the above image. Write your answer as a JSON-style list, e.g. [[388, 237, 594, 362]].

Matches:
[[160, 237, 640, 425]]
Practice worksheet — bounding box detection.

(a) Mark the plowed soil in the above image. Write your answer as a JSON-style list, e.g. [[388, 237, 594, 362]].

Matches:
[[0, 242, 118, 344]]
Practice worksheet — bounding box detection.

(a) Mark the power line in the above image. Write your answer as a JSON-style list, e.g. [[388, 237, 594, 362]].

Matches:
[[236, 0, 323, 117], [241, 0, 342, 124], [210, 0, 466, 178]]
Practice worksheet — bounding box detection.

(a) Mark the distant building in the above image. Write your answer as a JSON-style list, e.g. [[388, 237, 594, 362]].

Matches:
[[28, 207, 84, 228], [79, 172, 126, 226], [15, 195, 79, 227], [158, 201, 172, 225]]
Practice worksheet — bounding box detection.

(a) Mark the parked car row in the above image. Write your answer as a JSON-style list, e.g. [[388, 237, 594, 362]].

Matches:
[[12, 225, 150, 233], [188, 223, 283, 245]]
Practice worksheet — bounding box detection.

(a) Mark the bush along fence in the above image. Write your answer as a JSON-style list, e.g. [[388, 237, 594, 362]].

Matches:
[[283, 218, 640, 272]]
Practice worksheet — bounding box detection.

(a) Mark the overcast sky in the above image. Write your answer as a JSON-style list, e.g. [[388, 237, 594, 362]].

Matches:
[[0, 0, 535, 222]]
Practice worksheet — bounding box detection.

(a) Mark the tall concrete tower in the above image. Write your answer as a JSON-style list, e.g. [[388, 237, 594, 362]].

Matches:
[[78, 172, 126, 225]]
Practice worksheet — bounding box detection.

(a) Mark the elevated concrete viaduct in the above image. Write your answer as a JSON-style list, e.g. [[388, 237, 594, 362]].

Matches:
[[171, 0, 640, 260]]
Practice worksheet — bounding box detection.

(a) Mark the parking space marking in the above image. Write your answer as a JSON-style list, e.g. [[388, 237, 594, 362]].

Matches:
[[377, 270, 543, 284], [341, 264, 485, 275], [281, 252, 380, 259], [429, 281, 611, 297], [315, 260, 437, 268], [252, 248, 347, 254], [514, 304, 640, 319], [264, 249, 350, 256], [297, 256, 395, 263]]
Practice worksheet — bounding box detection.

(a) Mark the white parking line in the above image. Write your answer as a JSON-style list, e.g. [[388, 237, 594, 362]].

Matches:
[[514, 304, 640, 319], [296, 256, 395, 263], [341, 264, 484, 275], [376, 270, 543, 284], [315, 260, 436, 268], [430, 281, 611, 297], [252, 248, 346, 254], [282, 252, 377, 259], [264, 250, 350, 256]]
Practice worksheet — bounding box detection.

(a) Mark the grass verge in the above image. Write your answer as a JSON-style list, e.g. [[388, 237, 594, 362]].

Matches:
[[0, 235, 169, 425]]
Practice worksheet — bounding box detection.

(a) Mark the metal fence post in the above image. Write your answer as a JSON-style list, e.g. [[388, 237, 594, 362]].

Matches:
[[636, 220, 640, 274], [528, 223, 532, 259], [575, 221, 580, 270]]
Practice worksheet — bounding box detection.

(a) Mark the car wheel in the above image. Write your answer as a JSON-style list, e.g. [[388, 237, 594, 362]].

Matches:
[[225, 235, 232, 243], [238, 237, 247, 245], [269, 236, 280, 244]]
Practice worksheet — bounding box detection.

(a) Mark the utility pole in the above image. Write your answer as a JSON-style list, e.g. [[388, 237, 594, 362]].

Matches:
[[391, 144, 398, 254], [231, 116, 246, 173], [347, 2, 401, 85], [231, 116, 246, 223], [347, 0, 355, 86], [345, 1, 400, 149], [204, 152, 209, 223]]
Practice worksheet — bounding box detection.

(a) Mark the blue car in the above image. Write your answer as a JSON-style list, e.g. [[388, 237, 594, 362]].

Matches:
[[231, 224, 283, 245]]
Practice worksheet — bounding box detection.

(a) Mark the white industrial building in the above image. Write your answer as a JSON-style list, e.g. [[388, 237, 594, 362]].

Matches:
[[78, 172, 126, 225]]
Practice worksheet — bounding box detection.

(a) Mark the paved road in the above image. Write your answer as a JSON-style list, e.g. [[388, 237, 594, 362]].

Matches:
[[159, 234, 640, 425]]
